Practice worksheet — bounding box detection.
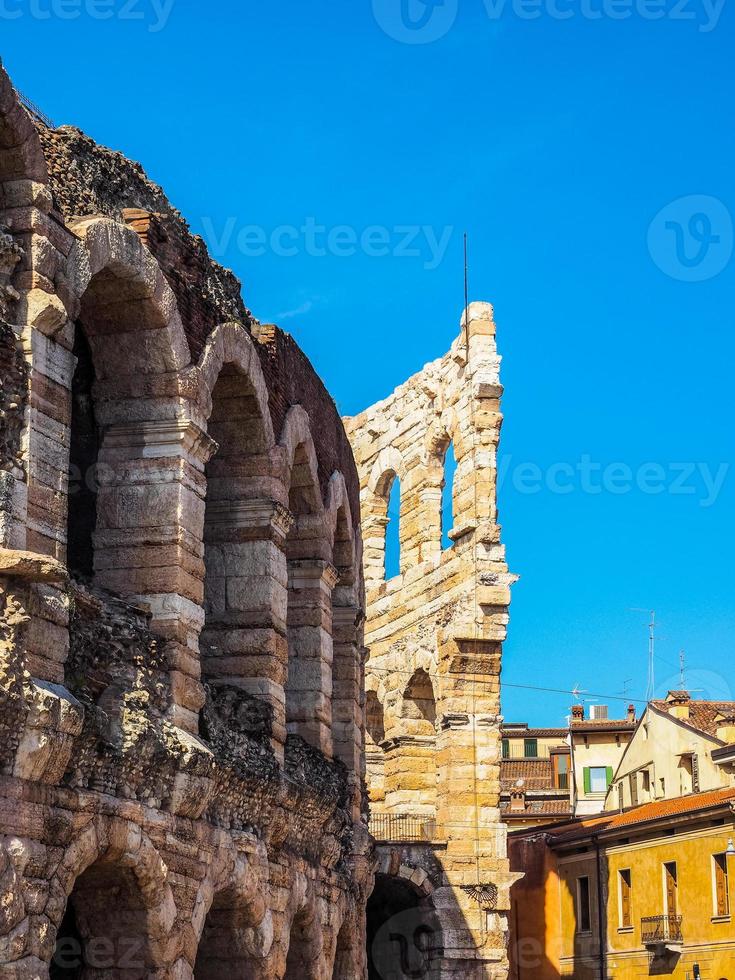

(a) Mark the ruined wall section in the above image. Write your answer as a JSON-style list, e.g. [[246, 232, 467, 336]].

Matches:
[[0, 63, 372, 980], [345, 303, 518, 980]]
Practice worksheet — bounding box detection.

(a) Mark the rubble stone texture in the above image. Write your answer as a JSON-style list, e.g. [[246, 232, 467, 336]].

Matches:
[[0, 60, 372, 979], [344, 306, 519, 979]]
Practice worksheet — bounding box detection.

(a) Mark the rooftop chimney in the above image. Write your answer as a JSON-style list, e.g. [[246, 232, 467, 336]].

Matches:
[[571, 704, 585, 721], [510, 780, 526, 812], [666, 690, 691, 721], [716, 712, 735, 745], [627, 704, 637, 723]]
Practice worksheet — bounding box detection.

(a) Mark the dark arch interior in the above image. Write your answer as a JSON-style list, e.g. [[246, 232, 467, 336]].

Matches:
[[67, 326, 100, 580], [366, 690, 386, 746], [366, 873, 442, 980], [51, 861, 153, 979]]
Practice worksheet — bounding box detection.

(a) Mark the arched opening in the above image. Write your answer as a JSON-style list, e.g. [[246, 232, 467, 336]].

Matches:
[[440, 440, 457, 550], [404, 668, 436, 731], [385, 473, 401, 580], [201, 362, 271, 689], [67, 327, 100, 580], [284, 907, 321, 979], [284, 439, 334, 755], [61, 255, 185, 586], [332, 915, 359, 980], [51, 859, 156, 979], [366, 690, 386, 747], [194, 886, 263, 979], [366, 874, 442, 980]]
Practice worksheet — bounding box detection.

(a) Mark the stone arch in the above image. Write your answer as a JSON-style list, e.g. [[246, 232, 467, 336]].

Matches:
[[284, 900, 324, 980], [365, 689, 386, 748], [66, 217, 190, 381], [50, 819, 177, 977], [194, 322, 274, 450], [192, 850, 273, 980], [279, 406, 335, 757], [325, 471, 356, 582], [57, 217, 190, 586], [363, 446, 406, 586], [403, 668, 437, 732], [325, 472, 364, 781], [366, 869, 442, 980]]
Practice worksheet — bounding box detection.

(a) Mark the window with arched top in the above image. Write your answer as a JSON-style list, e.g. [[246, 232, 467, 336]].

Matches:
[[441, 440, 457, 550], [365, 690, 386, 748], [384, 473, 401, 579], [403, 668, 437, 733]]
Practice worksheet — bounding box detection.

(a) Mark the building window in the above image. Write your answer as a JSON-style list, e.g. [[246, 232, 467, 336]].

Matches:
[[501, 738, 510, 760], [555, 753, 569, 790], [619, 869, 632, 929], [630, 772, 639, 807], [714, 854, 730, 918], [664, 862, 678, 917], [577, 876, 592, 933], [617, 783, 625, 810], [524, 738, 538, 759], [584, 766, 612, 795], [642, 769, 651, 797]]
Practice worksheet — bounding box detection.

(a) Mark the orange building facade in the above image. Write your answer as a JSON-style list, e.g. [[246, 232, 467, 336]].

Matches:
[[508, 788, 735, 979]]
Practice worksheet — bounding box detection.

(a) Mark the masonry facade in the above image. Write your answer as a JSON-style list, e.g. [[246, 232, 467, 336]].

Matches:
[[344, 304, 519, 979], [0, 63, 372, 979]]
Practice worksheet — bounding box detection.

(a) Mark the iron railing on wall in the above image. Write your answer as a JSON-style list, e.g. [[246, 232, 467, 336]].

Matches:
[[370, 812, 437, 843], [15, 89, 55, 128], [641, 915, 683, 947]]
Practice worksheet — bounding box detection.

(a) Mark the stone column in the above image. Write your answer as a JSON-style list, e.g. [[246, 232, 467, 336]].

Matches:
[[95, 418, 216, 734], [382, 734, 438, 815], [332, 603, 365, 818], [201, 497, 292, 760], [434, 635, 513, 978], [286, 558, 338, 757]]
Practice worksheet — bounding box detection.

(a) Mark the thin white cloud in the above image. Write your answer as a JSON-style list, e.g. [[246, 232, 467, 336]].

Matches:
[[277, 300, 314, 320]]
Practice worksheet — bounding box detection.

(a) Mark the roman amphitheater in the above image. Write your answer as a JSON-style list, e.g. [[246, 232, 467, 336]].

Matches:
[[0, 57, 516, 980]]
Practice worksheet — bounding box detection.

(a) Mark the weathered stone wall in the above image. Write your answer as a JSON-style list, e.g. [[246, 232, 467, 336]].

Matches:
[[0, 59, 371, 980], [345, 305, 520, 979]]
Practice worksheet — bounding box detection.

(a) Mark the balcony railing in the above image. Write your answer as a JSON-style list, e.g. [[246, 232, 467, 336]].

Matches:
[[641, 915, 684, 949], [370, 812, 437, 843]]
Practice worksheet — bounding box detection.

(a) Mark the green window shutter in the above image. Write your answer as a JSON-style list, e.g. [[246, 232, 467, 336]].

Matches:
[[583, 767, 591, 794], [606, 767, 614, 789]]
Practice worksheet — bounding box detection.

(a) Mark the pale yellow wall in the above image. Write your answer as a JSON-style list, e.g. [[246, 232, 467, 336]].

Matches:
[[607, 708, 735, 811], [572, 732, 631, 815]]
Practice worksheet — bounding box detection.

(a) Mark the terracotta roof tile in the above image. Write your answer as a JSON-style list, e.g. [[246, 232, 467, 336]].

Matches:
[[540, 787, 735, 843], [651, 699, 735, 740]]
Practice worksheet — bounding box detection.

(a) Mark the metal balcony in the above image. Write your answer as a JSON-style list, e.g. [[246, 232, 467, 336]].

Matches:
[[641, 915, 684, 952], [369, 812, 437, 843]]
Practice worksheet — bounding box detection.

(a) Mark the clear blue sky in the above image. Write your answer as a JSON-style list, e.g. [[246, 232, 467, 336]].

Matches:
[[4, 0, 733, 725]]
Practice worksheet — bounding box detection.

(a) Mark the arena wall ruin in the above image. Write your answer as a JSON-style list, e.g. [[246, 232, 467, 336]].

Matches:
[[0, 60, 371, 980]]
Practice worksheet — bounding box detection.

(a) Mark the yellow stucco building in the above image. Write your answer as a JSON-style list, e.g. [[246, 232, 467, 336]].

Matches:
[[509, 787, 735, 979]]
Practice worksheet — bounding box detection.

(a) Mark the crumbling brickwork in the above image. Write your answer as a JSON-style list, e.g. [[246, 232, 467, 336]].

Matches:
[[0, 60, 371, 980], [345, 305, 520, 979]]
